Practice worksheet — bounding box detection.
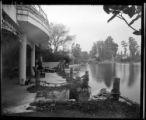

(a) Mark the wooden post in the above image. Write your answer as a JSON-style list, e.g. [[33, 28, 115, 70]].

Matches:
[[35, 68, 40, 87], [63, 60, 65, 72], [85, 71, 89, 81], [66, 73, 70, 81], [70, 68, 73, 80], [111, 77, 120, 101]]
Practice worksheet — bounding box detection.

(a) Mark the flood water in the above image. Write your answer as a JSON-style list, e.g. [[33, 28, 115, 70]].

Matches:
[[79, 62, 141, 104]]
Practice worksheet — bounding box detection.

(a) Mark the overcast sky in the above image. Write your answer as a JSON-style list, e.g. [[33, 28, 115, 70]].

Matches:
[[41, 5, 141, 53]]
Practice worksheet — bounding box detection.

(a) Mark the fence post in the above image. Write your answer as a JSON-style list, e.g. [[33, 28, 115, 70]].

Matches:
[[111, 77, 120, 101]]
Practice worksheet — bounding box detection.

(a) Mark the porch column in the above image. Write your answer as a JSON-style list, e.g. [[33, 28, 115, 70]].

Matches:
[[31, 44, 35, 76], [19, 35, 27, 85]]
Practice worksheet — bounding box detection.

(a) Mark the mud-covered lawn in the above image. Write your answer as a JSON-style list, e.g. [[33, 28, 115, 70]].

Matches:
[[9, 99, 140, 118], [25, 83, 140, 118]]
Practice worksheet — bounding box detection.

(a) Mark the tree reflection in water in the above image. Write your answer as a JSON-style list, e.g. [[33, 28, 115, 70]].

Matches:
[[87, 62, 141, 103], [89, 63, 116, 88], [128, 63, 140, 87]]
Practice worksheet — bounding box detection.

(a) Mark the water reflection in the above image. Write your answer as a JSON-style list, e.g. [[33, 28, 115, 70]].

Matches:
[[89, 63, 116, 88], [87, 62, 141, 103], [116, 63, 130, 84], [128, 64, 140, 87], [101, 63, 116, 88]]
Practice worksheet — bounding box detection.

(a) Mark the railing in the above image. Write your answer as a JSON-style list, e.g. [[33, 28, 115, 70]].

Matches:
[[31, 5, 49, 25], [16, 5, 49, 29]]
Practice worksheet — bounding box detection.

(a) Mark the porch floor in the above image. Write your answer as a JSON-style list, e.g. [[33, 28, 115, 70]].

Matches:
[[1, 77, 36, 114]]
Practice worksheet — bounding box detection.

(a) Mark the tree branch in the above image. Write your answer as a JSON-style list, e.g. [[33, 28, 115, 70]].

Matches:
[[120, 14, 138, 31], [128, 14, 141, 26], [116, 15, 123, 20]]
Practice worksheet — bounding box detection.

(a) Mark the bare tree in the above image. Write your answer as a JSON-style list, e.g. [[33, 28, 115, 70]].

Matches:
[[48, 23, 75, 53]]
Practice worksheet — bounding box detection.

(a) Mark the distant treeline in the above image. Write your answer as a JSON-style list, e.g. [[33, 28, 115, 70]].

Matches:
[[40, 49, 71, 63]]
